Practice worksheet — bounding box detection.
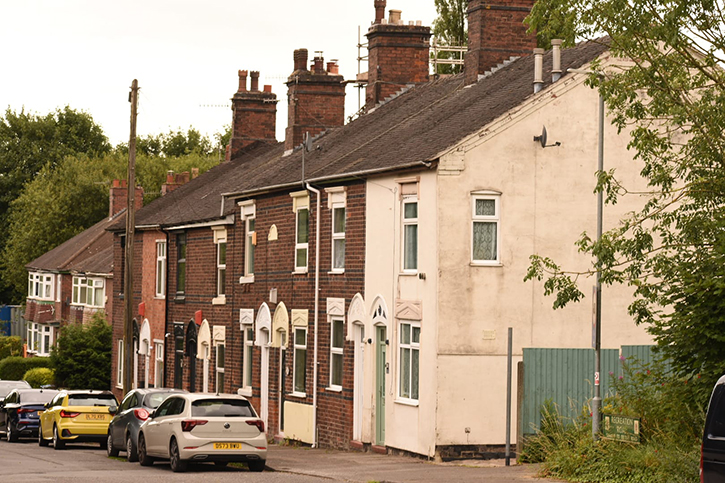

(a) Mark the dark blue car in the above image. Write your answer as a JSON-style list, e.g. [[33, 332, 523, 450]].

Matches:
[[0, 388, 58, 442]]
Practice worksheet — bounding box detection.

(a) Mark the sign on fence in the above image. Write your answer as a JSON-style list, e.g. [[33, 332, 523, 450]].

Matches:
[[602, 415, 640, 443]]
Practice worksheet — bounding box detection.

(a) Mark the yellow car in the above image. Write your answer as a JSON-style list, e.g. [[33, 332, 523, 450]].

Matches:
[[38, 390, 118, 449]]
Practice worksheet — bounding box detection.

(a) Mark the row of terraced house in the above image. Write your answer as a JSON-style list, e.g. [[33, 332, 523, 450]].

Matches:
[[24, 0, 655, 459]]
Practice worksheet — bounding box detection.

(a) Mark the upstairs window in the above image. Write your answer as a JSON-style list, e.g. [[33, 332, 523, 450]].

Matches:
[[331, 204, 346, 272], [27, 273, 54, 301], [176, 234, 186, 295], [217, 241, 227, 296], [296, 207, 309, 271], [72, 276, 105, 308], [471, 193, 501, 264], [402, 197, 418, 272], [156, 241, 167, 297], [240, 201, 256, 281]]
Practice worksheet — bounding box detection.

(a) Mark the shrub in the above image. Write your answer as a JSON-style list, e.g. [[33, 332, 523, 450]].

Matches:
[[51, 313, 111, 390], [0, 356, 52, 380], [0, 335, 22, 360], [23, 367, 55, 388]]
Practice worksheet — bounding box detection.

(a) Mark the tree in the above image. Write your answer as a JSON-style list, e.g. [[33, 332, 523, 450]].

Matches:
[[524, 0, 725, 399], [51, 313, 112, 390], [431, 0, 467, 74]]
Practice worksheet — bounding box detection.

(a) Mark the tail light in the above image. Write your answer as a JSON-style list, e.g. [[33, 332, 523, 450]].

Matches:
[[17, 408, 35, 414], [60, 410, 80, 418], [181, 419, 207, 432], [133, 408, 150, 421], [246, 420, 265, 433], [701, 443, 705, 483]]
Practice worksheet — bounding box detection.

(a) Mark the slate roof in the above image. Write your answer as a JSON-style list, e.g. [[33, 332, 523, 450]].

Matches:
[[110, 39, 609, 231], [27, 210, 123, 275]]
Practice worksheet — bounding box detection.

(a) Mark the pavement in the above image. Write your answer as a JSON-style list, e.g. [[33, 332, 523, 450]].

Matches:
[[266, 444, 562, 482]]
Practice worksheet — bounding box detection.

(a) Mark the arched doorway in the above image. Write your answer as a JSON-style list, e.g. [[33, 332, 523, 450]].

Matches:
[[139, 319, 151, 389], [255, 303, 272, 429], [370, 296, 389, 446], [347, 293, 367, 442], [198, 320, 212, 393]]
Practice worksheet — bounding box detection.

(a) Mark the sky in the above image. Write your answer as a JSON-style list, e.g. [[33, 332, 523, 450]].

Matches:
[[0, 0, 438, 147]]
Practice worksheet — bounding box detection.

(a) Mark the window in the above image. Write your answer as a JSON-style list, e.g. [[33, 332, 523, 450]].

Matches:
[[216, 343, 225, 393], [293, 328, 307, 394], [156, 241, 167, 297], [217, 240, 227, 296], [117, 340, 124, 387], [472, 194, 501, 264], [402, 197, 418, 271], [119, 235, 126, 295], [38, 325, 53, 357], [154, 342, 164, 388], [72, 276, 105, 307], [295, 207, 309, 271], [27, 323, 38, 353], [27, 272, 54, 301], [176, 234, 186, 295], [398, 321, 420, 401], [331, 204, 345, 271], [330, 318, 344, 389], [242, 324, 254, 391]]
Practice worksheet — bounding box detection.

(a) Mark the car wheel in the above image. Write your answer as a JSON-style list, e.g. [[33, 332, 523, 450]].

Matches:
[[137, 434, 154, 467], [7, 423, 18, 442], [248, 460, 265, 472], [38, 425, 49, 447], [169, 438, 187, 473], [126, 434, 138, 462], [214, 461, 229, 467], [107, 433, 120, 457], [53, 425, 65, 450]]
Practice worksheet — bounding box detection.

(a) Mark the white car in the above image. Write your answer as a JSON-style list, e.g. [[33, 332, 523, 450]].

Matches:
[[136, 393, 267, 472]]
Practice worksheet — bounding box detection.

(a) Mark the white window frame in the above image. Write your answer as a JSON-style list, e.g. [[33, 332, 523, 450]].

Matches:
[[402, 196, 419, 273], [217, 239, 227, 297], [240, 201, 256, 283], [27, 272, 54, 301], [331, 203, 346, 273], [37, 325, 53, 357], [471, 192, 501, 265], [71, 276, 105, 308], [154, 341, 164, 388], [27, 323, 38, 354], [117, 340, 124, 388], [215, 343, 225, 393], [329, 317, 344, 390], [241, 322, 254, 393], [156, 240, 167, 298], [292, 327, 307, 396], [398, 320, 420, 403], [295, 207, 309, 272]]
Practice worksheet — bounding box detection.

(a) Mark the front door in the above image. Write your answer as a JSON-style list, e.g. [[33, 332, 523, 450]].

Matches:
[[353, 324, 365, 441], [375, 326, 386, 446], [279, 345, 286, 434], [260, 329, 270, 430]]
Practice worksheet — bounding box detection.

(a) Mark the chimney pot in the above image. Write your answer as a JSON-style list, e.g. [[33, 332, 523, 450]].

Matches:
[[192, 168, 199, 179], [389, 9, 401, 25], [166, 170, 174, 183], [551, 39, 563, 82], [294, 49, 309, 72], [313, 56, 324, 74], [374, 0, 386, 24], [263, 84, 272, 93], [238, 70, 248, 92], [327, 62, 339, 74], [250, 71, 260, 91], [533, 48, 544, 93]]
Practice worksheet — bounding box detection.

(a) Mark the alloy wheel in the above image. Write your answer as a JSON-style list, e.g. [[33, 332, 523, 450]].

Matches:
[[107, 433, 119, 457], [53, 425, 64, 450], [169, 438, 187, 472]]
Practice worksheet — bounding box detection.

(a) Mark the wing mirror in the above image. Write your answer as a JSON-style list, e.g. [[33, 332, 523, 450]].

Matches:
[[148, 410, 156, 419], [109, 406, 118, 415]]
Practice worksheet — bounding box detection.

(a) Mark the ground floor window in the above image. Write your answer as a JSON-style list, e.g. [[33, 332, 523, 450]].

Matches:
[[398, 321, 420, 401], [154, 341, 164, 388], [216, 343, 225, 393], [293, 327, 307, 394]]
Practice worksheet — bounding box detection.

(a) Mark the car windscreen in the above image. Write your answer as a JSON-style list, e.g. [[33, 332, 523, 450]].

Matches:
[[19, 391, 57, 405], [0, 381, 30, 398], [67, 394, 118, 407], [191, 399, 254, 417], [143, 392, 181, 409]]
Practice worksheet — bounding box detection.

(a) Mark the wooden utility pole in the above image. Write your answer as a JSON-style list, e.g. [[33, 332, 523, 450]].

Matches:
[[123, 79, 139, 397]]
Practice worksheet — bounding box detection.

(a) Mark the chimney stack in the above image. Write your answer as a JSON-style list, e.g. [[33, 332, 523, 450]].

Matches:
[[551, 39, 562, 82], [229, 69, 277, 159], [161, 171, 193, 195], [109, 179, 144, 218], [365, 3, 431, 111], [533, 48, 544, 93], [374, 0, 386, 24], [285, 49, 345, 151], [464, 0, 537, 85]]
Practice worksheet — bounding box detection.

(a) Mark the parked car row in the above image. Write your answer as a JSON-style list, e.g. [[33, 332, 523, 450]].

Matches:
[[0, 381, 267, 473]]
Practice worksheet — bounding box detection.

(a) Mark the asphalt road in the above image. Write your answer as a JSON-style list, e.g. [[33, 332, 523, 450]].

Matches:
[[0, 438, 324, 483]]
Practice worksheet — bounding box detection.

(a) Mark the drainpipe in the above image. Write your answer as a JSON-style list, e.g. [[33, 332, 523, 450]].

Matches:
[[306, 182, 321, 448]]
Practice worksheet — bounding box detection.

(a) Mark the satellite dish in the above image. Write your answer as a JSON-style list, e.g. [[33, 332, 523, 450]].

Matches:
[[534, 126, 547, 148]]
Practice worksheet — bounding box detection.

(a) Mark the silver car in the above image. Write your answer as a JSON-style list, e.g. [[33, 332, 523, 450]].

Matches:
[[136, 393, 266, 472]]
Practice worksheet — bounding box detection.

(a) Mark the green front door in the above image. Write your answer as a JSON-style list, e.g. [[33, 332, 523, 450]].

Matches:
[[375, 326, 386, 446]]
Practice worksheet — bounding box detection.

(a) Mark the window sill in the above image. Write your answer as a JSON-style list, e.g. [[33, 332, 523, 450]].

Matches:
[[327, 270, 345, 275], [470, 262, 503, 267], [239, 275, 255, 284], [288, 392, 307, 399], [174, 295, 186, 303], [292, 269, 308, 275], [237, 387, 253, 397], [326, 386, 342, 393], [394, 398, 419, 407], [212, 296, 226, 305], [154, 295, 166, 300]]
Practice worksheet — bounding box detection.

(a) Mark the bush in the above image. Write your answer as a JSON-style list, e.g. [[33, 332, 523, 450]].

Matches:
[[0, 336, 22, 360], [23, 367, 55, 388], [51, 313, 111, 390], [0, 356, 52, 380]]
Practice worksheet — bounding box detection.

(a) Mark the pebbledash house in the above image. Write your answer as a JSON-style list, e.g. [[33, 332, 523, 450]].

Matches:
[[108, 0, 653, 459]]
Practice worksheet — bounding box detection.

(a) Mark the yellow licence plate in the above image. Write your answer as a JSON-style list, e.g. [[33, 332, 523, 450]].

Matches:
[[213, 442, 241, 450], [37, 411, 42, 416], [85, 414, 105, 420]]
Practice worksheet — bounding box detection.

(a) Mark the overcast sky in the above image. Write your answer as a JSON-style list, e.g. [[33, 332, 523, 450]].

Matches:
[[1, 1, 438, 147]]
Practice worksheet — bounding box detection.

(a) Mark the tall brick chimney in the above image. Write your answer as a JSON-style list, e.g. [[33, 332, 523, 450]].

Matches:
[[161, 170, 193, 195], [365, 5, 431, 111], [109, 179, 144, 218], [285, 49, 345, 152], [464, 0, 537, 85], [229, 70, 277, 159]]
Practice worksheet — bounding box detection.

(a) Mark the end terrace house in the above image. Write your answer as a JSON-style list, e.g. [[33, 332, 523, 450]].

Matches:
[[24, 180, 141, 356]]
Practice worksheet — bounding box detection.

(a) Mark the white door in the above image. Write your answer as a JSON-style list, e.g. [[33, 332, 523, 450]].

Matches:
[[260, 329, 270, 430], [203, 344, 210, 393], [353, 324, 365, 441]]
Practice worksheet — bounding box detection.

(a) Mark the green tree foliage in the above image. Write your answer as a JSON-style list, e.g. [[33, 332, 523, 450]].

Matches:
[[51, 314, 111, 390], [116, 127, 223, 158], [23, 367, 55, 388], [431, 0, 467, 74], [524, 0, 725, 400], [0, 336, 22, 360], [0, 355, 52, 380]]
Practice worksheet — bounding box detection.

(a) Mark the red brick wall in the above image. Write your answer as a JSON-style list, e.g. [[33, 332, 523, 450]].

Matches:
[[464, 0, 537, 84], [366, 24, 431, 110]]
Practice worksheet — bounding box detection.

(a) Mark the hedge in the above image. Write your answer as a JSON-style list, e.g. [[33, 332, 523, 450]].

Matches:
[[0, 356, 53, 380]]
